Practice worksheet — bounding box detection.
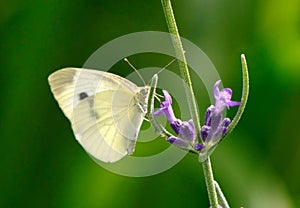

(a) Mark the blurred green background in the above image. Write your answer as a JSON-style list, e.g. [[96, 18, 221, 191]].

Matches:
[[1, 0, 300, 207]]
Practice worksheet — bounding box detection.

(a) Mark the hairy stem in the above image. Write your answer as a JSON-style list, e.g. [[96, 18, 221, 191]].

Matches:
[[161, 0, 201, 137], [161, 1, 219, 207], [214, 180, 230, 208], [202, 158, 219, 208]]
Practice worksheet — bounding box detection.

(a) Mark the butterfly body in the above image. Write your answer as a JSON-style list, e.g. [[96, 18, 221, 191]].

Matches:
[[48, 68, 150, 163]]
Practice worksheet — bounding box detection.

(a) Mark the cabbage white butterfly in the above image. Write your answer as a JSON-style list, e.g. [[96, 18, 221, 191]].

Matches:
[[48, 67, 157, 163]]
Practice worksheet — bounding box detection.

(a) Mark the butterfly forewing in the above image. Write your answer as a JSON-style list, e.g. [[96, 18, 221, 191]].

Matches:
[[48, 68, 150, 163]]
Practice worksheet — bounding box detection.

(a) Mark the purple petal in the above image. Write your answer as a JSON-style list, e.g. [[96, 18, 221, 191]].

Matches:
[[227, 101, 241, 107], [153, 90, 177, 123], [220, 118, 230, 135], [194, 143, 205, 151], [220, 88, 232, 101], [170, 120, 182, 134], [213, 124, 226, 142], [188, 119, 194, 128], [214, 80, 221, 99], [222, 118, 231, 127], [153, 108, 164, 116], [167, 137, 190, 150], [162, 90, 172, 105], [205, 105, 215, 126], [178, 119, 196, 142], [200, 125, 210, 142], [210, 112, 222, 131], [164, 108, 176, 123], [213, 80, 240, 111], [222, 126, 227, 135], [168, 137, 177, 144]]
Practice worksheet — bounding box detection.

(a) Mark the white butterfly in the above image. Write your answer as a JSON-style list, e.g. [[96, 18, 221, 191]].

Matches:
[[48, 68, 155, 163]]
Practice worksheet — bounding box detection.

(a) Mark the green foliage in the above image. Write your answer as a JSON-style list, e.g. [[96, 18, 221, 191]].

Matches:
[[0, 0, 299, 207]]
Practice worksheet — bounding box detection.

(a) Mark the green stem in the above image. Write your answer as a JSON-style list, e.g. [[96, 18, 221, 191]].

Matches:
[[214, 180, 230, 208], [160, 0, 201, 137], [161, 1, 218, 207], [202, 158, 219, 208]]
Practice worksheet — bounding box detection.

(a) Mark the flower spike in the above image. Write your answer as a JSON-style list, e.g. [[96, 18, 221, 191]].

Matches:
[[196, 80, 241, 158]]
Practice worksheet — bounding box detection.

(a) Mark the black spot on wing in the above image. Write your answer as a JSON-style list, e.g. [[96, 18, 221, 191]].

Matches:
[[79, 92, 88, 100]]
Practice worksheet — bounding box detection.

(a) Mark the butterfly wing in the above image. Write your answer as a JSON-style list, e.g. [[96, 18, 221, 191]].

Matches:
[[48, 68, 150, 162]]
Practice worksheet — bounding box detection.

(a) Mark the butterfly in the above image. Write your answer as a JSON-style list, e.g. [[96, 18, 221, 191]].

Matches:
[[48, 68, 158, 163]]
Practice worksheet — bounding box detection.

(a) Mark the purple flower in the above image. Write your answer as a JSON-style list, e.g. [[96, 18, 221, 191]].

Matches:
[[214, 80, 240, 112], [153, 90, 176, 124], [198, 80, 240, 147], [154, 90, 196, 150], [154, 81, 240, 153]]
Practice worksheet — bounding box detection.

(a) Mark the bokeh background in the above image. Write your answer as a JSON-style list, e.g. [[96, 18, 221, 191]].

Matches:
[[1, 0, 300, 207]]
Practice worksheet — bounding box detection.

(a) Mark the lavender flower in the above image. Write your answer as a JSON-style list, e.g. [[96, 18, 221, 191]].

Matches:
[[153, 90, 176, 125], [195, 80, 240, 151], [213, 80, 240, 112], [154, 80, 240, 154], [154, 90, 196, 150]]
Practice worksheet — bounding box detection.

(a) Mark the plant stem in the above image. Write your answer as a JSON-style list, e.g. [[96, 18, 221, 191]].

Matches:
[[160, 0, 201, 137], [214, 180, 230, 208], [161, 1, 219, 207], [202, 158, 219, 208]]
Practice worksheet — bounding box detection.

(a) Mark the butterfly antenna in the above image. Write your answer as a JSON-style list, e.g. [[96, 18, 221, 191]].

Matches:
[[156, 58, 177, 75], [124, 58, 146, 86], [153, 58, 177, 102]]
